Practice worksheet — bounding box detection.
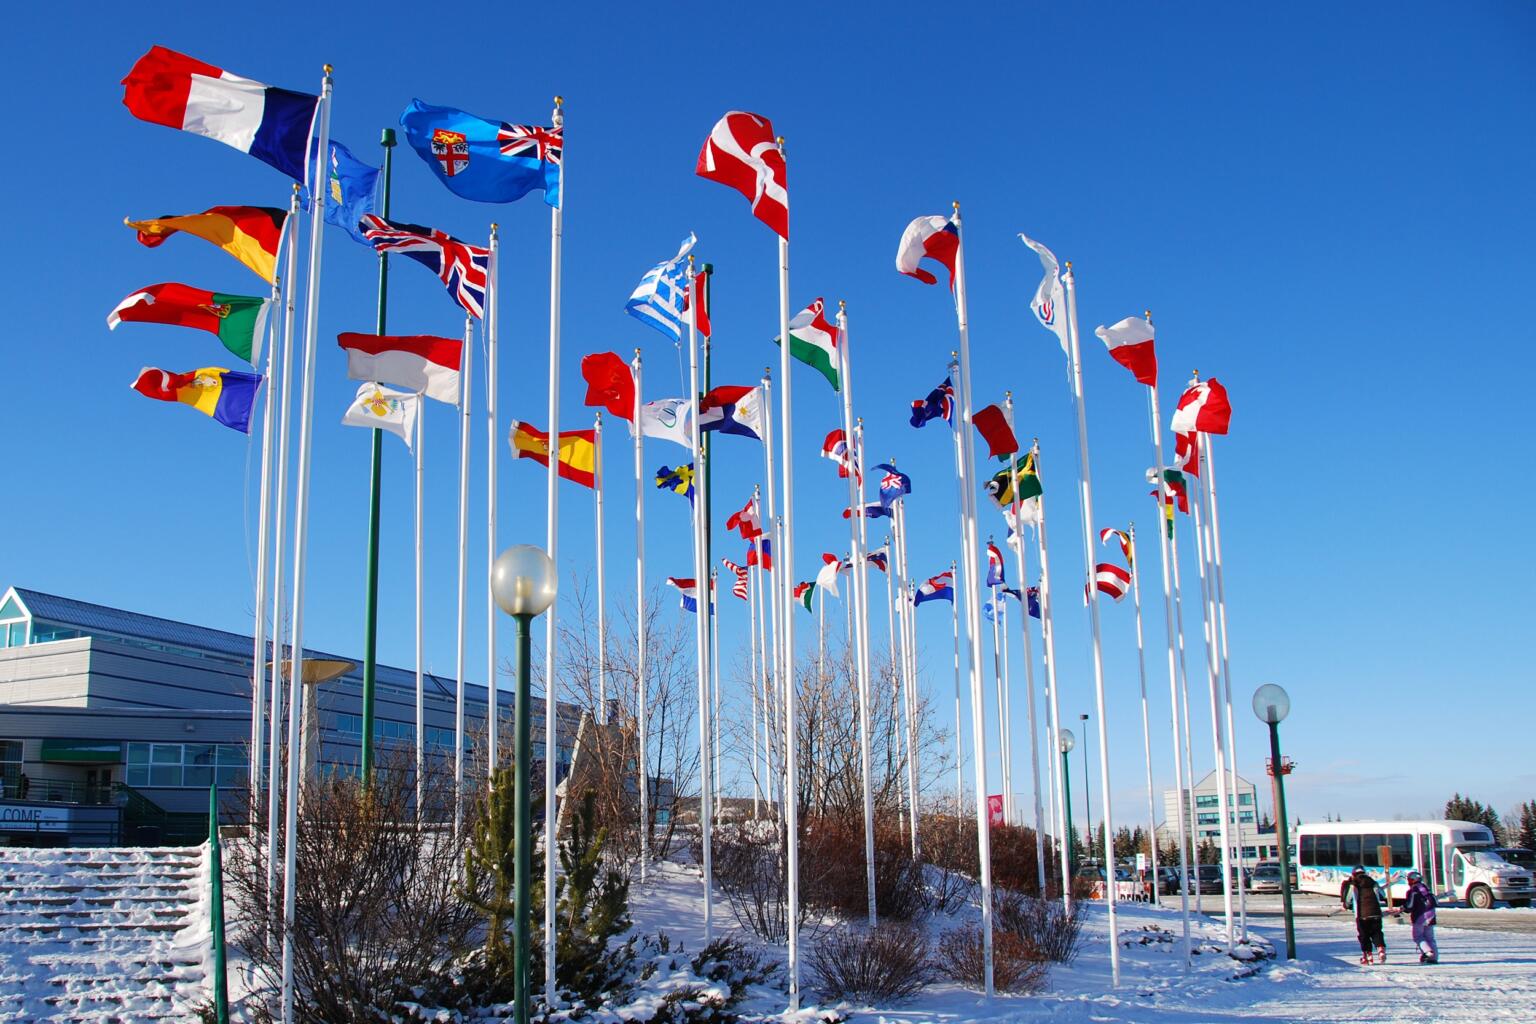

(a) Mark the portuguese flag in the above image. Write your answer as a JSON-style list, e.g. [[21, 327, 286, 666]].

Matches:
[[108, 282, 271, 365], [125, 206, 287, 283], [774, 297, 840, 391]]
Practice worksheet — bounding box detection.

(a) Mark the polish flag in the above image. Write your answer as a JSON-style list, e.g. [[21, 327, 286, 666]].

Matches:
[[1094, 317, 1158, 387]]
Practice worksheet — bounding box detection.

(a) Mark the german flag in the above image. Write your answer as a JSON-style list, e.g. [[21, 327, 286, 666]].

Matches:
[[125, 206, 287, 283], [507, 420, 597, 489]]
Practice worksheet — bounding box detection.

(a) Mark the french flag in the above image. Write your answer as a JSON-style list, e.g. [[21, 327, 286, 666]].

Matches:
[[122, 46, 319, 182], [666, 577, 700, 613], [914, 571, 955, 606], [1094, 317, 1158, 388], [895, 214, 961, 288]]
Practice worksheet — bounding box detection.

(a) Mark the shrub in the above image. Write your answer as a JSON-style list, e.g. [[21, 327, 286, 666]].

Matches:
[[938, 923, 1048, 994], [711, 821, 813, 943], [994, 890, 1084, 965], [811, 923, 931, 1004]]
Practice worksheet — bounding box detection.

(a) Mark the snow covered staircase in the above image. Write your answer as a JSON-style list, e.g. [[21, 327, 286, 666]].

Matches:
[[0, 845, 210, 1023]]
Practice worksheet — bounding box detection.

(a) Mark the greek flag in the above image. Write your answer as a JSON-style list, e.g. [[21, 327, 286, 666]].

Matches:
[[625, 233, 695, 341]]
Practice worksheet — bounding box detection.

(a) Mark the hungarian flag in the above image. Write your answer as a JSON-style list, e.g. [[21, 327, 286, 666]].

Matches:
[[793, 581, 816, 612], [507, 420, 597, 488], [972, 404, 1018, 459], [1174, 431, 1200, 476], [126, 206, 288, 283], [130, 365, 262, 433], [121, 47, 318, 182], [580, 351, 636, 421], [984, 452, 1043, 509], [1171, 379, 1232, 435], [1094, 316, 1158, 387], [1089, 563, 1132, 603], [337, 333, 462, 405], [895, 214, 960, 288], [1100, 527, 1133, 566], [696, 111, 788, 239], [776, 298, 839, 391], [108, 283, 271, 365]]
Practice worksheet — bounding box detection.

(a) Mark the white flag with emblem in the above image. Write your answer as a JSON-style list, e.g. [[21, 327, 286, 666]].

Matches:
[[342, 382, 419, 451]]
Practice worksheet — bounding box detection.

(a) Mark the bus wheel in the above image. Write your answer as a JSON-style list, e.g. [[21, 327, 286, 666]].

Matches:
[[1467, 884, 1493, 910]]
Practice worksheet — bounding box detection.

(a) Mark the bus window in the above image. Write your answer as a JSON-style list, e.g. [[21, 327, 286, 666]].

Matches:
[[1419, 834, 1431, 878], [1316, 834, 1337, 867], [1300, 835, 1315, 866], [1432, 834, 1444, 889], [1390, 834, 1412, 867], [1364, 834, 1386, 861], [1339, 834, 1361, 867]]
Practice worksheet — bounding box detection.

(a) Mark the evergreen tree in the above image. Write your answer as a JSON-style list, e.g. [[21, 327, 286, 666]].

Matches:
[[459, 765, 543, 982], [1517, 800, 1536, 850], [1445, 793, 1503, 832], [552, 790, 634, 1003]]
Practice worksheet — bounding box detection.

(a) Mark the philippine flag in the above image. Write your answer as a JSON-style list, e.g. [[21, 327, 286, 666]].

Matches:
[[914, 571, 955, 606], [699, 385, 764, 441], [122, 47, 319, 182]]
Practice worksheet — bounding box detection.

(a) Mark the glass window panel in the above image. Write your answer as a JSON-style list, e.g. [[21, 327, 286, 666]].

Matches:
[[1339, 834, 1361, 865], [217, 745, 243, 765], [126, 764, 149, 787], [0, 595, 24, 619], [1390, 834, 1413, 866], [1196, 795, 1218, 808], [149, 764, 180, 787], [184, 765, 212, 787], [127, 743, 150, 765], [1300, 835, 1315, 866], [151, 744, 182, 764], [216, 764, 243, 786], [186, 745, 216, 768], [1364, 833, 1385, 859], [1315, 834, 1337, 867], [1238, 793, 1254, 805], [9, 623, 25, 646]]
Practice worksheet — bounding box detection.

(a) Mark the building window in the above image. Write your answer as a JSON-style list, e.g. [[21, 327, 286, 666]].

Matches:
[[1241, 846, 1258, 859], [1195, 795, 1219, 809], [1238, 792, 1254, 806], [0, 740, 20, 794], [1197, 812, 1220, 825], [1238, 811, 1255, 824], [126, 742, 245, 788]]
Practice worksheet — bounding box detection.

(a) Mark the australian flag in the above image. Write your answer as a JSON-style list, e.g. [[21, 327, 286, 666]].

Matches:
[[910, 376, 954, 428], [399, 99, 561, 207]]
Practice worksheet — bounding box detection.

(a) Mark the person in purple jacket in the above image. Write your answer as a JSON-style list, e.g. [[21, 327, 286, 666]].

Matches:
[[1398, 869, 1439, 963]]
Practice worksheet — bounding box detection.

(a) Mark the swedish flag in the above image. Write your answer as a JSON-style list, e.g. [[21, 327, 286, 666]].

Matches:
[[655, 464, 695, 506]]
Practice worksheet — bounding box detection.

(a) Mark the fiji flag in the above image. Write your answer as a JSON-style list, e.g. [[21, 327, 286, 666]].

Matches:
[[399, 99, 561, 207]]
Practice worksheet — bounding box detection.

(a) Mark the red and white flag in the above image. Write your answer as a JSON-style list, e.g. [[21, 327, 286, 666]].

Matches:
[[895, 214, 960, 288], [337, 333, 462, 405], [1170, 378, 1232, 435], [696, 111, 788, 239], [1094, 316, 1158, 387], [687, 264, 712, 338], [821, 428, 860, 483], [1174, 431, 1200, 477], [1088, 562, 1132, 603], [721, 558, 749, 600], [1099, 527, 1133, 566], [726, 497, 764, 540]]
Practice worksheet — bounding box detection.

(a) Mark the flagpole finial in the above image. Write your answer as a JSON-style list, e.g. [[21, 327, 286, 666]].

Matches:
[[763, 366, 772, 379], [380, 127, 396, 147], [1064, 259, 1072, 271], [1191, 368, 1201, 382], [839, 299, 846, 311], [634, 347, 641, 358], [1144, 308, 1152, 322], [323, 64, 333, 75], [292, 182, 301, 194]]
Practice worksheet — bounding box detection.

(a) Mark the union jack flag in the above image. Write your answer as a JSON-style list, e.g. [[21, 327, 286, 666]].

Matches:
[[497, 123, 562, 165], [360, 215, 490, 319], [721, 558, 750, 600]]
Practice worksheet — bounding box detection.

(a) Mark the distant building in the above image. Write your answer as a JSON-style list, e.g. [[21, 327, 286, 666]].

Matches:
[[0, 586, 579, 845], [1158, 770, 1282, 862]]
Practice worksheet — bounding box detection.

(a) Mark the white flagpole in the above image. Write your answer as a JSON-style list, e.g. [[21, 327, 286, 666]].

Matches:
[[893, 499, 920, 854], [748, 537, 761, 818], [265, 187, 301, 912], [773, 144, 802, 1008], [280, 64, 331, 1024], [247, 210, 285, 821], [835, 304, 877, 926], [595, 413, 607, 726], [1169, 483, 1201, 918], [486, 224, 501, 775], [685, 256, 714, 945], [1203, 431, 1248, 939], [949, 210, 995, 996], [415, 387, 425, 819], [950, 559, 962, 826], [880, 529, 904, 840], [1003, 397, 1047, 894], [1144, 331, 1193, 964], [632, 350, 649, 881], [543, 96, 565, 1006], [454, 316, 473, 839], [1189, 428, 1234, 946], [759, 372, 785, 819], [1128, 525, 1161, 902], [986, 576, 1005, 822], [711, 570, 721, 820], [998, 587, 1014, 823], [1061, 262, 1122, 984], [1033, 441, 1070, 909]]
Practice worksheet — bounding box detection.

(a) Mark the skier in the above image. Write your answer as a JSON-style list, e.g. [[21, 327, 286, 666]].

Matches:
[[1342, 865, 1388, 964], [1398, 869, 1439, 963]]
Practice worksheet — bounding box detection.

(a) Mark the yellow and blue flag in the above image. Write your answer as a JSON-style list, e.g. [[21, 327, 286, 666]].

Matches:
[[655, 464, 695, 506], [399, 99, 561, 207]]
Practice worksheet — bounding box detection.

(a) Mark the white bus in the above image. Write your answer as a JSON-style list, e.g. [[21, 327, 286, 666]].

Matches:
[[1294, 819, 1535, 909]]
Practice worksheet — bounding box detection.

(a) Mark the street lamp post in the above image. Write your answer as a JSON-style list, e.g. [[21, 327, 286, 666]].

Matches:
[[1059, 728, 1076, 877], [1079, 712, 1092, 861], [1253, 683, 1296, 961], [491, 545, 558, 1024]]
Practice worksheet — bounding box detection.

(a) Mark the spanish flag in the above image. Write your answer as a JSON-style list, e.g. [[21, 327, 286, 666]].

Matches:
[[125, 206, 287, 283], [130, 366, 263, 434], [507, 420, 596, 488]]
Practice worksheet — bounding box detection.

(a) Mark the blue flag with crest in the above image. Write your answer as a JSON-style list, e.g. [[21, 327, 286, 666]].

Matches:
[[399, 99, 562, 207]]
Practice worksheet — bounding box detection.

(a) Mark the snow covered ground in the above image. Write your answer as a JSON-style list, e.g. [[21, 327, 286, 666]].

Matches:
[[629, 858, 1536, 1023]]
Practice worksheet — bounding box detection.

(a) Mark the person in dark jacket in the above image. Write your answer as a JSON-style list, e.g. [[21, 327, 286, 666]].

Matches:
[[1399, 869, 1438, 963], [1343, 865, 1388, 964]]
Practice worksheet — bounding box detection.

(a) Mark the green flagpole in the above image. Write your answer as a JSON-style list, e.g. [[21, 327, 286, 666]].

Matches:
[[360, 128, 395, 784], [209, 783, 229, 1024]]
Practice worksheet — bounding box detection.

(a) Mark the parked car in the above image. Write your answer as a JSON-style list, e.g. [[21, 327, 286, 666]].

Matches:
[[1250, 861, 1285, 893], [1496, 848, 1536, 873], [1157, 865, 1185, 894]]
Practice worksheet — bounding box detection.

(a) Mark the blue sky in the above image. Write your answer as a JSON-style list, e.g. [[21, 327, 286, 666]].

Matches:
[[5, 3, 1534, 828]]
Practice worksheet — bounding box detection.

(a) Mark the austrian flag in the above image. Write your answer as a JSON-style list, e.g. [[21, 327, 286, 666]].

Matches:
[[1094, 316, 1158, 387]]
